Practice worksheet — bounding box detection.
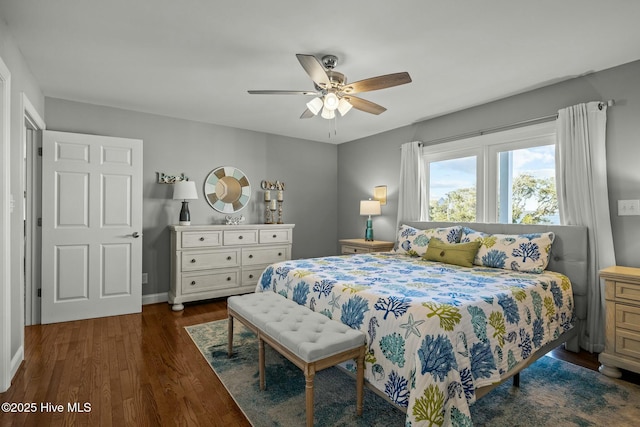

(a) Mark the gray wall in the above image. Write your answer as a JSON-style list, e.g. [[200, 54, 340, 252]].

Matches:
[[338, 60, 640, 268], [44, 98, 338, 296], [1, 18, 45, 371]]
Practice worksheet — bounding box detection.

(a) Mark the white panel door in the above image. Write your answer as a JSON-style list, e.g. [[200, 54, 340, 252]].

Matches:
[[41, 131, 143, 324]]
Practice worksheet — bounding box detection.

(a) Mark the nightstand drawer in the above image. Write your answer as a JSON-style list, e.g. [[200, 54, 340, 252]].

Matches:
[[181, 270, 240, 294], [615, 282, 640, 303], [224, 229, 258, 245], [181, 249, 240, 271], [242, 246, 288, 265], [616, 303, 640, 333], [615, 328, 640, 361], [182, 231, 222, 248], [342, 245, 371, 255], [259, 229, 292, 244]]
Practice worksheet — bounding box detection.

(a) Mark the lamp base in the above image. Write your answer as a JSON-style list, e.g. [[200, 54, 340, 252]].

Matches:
[[364, 218, 374, 241], [179, 201, 191, 226]]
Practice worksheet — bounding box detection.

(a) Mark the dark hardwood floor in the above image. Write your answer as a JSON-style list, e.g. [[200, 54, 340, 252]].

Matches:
[[1, 299, 638, 426]]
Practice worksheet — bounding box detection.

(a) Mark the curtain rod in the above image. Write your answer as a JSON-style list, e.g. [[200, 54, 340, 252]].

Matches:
[[420, 99, 615, 147]]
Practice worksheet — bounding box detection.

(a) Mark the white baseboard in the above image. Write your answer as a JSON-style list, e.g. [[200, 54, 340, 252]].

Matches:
[[10, 345, 24, 380], [142, 292, 168, 305]]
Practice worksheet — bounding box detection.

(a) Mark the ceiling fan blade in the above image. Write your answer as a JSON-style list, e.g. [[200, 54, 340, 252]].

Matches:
[[300, 108, 315, 119], [248, 90, 319, 95], [342, 72, 412, 94], [345, 96, 387, 115], [296, 54, 331, 87]]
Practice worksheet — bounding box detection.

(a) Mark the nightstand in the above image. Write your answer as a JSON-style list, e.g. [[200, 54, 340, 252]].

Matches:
[[339, 239, 394, 255], [598, 265, 640, 378]]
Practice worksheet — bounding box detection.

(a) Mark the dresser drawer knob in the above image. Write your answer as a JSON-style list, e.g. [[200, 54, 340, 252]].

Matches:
[[278, 252, 282, 256], [226, 277, 232, 281], [249, 274, 254, 279], [191, 259, 196, 263], [239, 235, 243, 240], [226, 256, 232, 261], [272, 234, 277, 238], [191, 280, 196, 285], [248, 254, 253, 259], [199, 237, 205, 241]]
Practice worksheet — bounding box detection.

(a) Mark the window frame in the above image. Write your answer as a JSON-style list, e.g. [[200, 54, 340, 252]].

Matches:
[[422, 121, 557, 223]]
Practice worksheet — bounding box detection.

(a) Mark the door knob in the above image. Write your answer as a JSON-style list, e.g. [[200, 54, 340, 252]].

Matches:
[[132, 232, 142, 238]]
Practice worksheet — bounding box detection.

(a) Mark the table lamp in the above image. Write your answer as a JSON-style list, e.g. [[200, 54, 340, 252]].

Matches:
[[360, 199, 381, 241], [173, 180, 198, 225]]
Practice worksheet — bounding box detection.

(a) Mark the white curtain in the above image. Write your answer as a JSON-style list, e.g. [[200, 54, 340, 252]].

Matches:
[[396, 141, 424, 228], [556, 101, 615, 353]]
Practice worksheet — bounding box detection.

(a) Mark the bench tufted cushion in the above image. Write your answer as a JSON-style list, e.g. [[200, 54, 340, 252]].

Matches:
[[228, 292, 365, 363]]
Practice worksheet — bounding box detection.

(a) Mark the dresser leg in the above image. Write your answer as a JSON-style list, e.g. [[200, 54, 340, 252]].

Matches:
[[171, 303, 184, 312], [598, 364, 622, 378]]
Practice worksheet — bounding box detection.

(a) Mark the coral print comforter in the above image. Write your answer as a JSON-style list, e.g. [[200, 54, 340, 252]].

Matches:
[[256, 252, 575, 426]]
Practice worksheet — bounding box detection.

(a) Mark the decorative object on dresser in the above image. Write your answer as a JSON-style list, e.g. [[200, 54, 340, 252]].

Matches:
[[339, 238, 394, 255], [599, 265, 640, 378], [262, 180, 285, 224], [169, 224, 294, 311], [204, 166, 251, 213], [172, 180, 199, 225], [359, 199, 381, 241]]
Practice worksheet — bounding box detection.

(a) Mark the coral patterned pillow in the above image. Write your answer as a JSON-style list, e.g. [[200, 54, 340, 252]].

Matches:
[[394, 224, 462, 257], [460, 227, 555, 273]]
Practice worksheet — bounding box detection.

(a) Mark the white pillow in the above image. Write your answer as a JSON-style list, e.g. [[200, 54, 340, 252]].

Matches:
[[460, 227, 555, 273], [395, 224, 462, 257]]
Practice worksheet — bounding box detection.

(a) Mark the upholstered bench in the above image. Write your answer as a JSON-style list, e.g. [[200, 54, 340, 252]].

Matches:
[[227, 292, 366, 427]]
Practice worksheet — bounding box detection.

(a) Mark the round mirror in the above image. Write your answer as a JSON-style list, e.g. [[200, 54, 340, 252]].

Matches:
[[204, 166, 251, 213]]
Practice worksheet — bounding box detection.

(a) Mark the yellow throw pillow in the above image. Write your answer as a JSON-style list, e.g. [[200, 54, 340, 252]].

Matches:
[[423, 239, 481, 268]]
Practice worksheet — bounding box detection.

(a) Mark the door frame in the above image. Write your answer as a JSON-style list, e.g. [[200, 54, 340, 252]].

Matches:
[[22, 94, 45, 326], [1, 54, 12, 393]]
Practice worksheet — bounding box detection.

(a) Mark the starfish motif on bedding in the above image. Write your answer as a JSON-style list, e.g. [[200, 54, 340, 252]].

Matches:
[[399, 313, 425, 339], [328, 292, 341, 312]]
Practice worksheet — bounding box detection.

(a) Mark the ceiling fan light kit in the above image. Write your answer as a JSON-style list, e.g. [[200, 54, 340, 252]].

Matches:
[[248, 53, 411, 122]]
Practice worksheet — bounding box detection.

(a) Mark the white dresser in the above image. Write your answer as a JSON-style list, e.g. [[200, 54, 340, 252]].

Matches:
[[169, 224, 294, 311]]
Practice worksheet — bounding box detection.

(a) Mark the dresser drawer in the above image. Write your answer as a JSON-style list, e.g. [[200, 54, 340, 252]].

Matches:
[[181, 249, 240, 271], [342, 245, 371, 255], [224, 229, 258, 245], [615, 328, 640, 361], [181, 270, 240, 294], [259, 229, 292, 244], [242, 266, 266, 286], [615, 281, 640, 303], [182, 231, 222, 248], [242, 246, 288, 265]]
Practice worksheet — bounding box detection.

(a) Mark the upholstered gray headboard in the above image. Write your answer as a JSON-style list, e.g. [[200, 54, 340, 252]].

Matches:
[[403, 221, 588, 348]]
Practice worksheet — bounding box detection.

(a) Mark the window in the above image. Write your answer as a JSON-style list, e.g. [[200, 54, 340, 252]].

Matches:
[[423, 121, 558, 224]]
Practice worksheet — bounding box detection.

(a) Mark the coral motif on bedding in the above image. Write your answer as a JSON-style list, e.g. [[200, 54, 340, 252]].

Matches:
[[255, 253, 574, 426], [394, 224, 463, 257], [460, 227, 555, 273]]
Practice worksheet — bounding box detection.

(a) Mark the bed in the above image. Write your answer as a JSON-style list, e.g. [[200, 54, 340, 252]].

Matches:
[[255, 221, 588, 426]]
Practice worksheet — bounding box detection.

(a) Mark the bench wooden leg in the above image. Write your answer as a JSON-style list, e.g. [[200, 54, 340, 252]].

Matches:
[[304, 364, 316, 427], [259, 336, 266, 390], [356, 347, 364, 416], [227, 315, 234, 358]]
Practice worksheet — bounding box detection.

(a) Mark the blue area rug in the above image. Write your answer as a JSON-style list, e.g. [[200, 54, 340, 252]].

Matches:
[[186, 320, 640, 426]]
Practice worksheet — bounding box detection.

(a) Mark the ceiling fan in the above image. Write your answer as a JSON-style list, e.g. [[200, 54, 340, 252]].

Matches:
[[248, 54, 412, 120]]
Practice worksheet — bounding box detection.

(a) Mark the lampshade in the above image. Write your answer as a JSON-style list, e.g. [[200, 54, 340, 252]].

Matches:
[[306, 97, 323, 115], [337, 98, 353, 116], [323, 92, 339, 111], [360, 199, 381, 216], [321, 108, 336, 119], [172, 180, 198, 200]]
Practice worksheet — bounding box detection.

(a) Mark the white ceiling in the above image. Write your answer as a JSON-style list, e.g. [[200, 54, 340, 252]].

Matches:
[[2, 1, 640, 144]]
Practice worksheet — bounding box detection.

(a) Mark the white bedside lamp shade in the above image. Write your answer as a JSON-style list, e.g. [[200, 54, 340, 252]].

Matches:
[[360, 199, 381, 241], [173, 180, 198, 225]]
